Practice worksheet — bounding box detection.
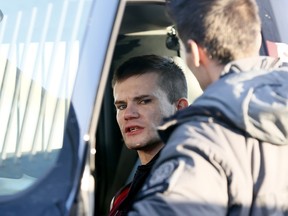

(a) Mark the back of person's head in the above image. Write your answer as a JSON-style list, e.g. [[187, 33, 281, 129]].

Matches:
[[112, 54, 187, 103], [166, 0, 261, 65]]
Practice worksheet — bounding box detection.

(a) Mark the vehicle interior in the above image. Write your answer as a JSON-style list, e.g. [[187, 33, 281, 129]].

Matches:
[[93, 0, 286, 215]]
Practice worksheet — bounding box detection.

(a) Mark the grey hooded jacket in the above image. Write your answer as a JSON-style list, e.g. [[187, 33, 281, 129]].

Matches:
[[128, 56, 288, 215]]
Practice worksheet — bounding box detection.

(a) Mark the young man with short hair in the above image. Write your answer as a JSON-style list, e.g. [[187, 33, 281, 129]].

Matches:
[[109, 54, 188, 215]]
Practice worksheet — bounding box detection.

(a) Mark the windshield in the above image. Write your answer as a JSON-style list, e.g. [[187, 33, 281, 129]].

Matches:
[[0, 0, 92, 196]]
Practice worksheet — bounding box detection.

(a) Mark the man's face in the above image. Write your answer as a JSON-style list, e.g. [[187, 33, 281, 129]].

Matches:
[[113, 72, 176, 151]]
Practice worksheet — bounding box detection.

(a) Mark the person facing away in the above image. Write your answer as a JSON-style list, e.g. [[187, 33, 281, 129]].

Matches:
[[109, 54, 189, 215], [127, 0, 288, 215]]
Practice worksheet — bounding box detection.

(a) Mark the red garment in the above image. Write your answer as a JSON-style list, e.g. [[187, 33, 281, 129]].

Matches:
[[109, 152, 160, 216], [109, 184, 131, 216]]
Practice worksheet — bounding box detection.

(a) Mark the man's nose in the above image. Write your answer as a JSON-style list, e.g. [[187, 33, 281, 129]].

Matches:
[[124, 104, 139, 120]]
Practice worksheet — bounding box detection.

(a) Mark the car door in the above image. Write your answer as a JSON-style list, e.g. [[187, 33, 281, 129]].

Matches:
[[0, 0, 119, 215]]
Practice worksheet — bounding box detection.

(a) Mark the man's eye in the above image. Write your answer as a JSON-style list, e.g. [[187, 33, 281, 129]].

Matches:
[[116, 104, 126, 110], [139, 99, 151, 105]]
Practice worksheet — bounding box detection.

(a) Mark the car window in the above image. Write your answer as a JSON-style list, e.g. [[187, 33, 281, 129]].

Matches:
[[256, 0, 288, 63], [268, 1, 288, 63], [0, 0, 92, 196], [270, 1, 288, 44]]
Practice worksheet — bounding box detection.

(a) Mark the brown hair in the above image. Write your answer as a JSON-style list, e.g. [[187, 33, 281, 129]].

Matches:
[[167, 0, 261, 65], [112, 54, 187, 103]]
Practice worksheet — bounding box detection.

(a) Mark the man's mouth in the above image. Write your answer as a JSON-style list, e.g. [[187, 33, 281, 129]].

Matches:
[[129, 127, 138, 132], [125, 126, 142, 133]]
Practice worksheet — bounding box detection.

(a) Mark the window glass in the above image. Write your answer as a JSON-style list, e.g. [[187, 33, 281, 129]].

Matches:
[[264, 0, 288, 63], [270, 0, 288, 44], [0, 0, 92, 196]]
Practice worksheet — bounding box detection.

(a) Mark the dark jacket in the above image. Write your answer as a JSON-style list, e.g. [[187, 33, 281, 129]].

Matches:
[[109, 153, 160, 216], [128, 57, 288, 215]]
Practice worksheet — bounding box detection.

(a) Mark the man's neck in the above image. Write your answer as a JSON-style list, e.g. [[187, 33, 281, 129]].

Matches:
[[138, 142, 164, 165]]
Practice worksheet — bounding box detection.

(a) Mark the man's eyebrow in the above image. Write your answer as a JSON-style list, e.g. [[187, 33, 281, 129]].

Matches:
[[114, 100, 125, 106], [133, 95, 152, 101], [114, 95, 153, 105]]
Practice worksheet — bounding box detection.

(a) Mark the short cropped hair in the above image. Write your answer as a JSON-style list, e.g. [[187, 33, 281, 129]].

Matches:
[[112, 54, 187, 104], [167, 0, 261, 65]]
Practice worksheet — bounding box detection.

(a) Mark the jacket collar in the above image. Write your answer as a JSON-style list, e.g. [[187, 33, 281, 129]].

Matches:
[[221, 56, 282, 77]]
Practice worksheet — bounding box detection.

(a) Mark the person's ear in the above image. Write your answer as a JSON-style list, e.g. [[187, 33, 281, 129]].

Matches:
[[187, 39, 209, 67], [187, 39, 201, 67], [176, 98, 189, 111]]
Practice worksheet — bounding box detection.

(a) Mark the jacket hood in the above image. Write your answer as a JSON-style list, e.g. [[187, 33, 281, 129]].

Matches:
[[192, 57, 288, 145]]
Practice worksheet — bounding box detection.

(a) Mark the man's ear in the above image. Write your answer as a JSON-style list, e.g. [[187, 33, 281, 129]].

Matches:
[[187, 39, 200, 67], [176, 98, 189, 111], [187, 39, 208, 67]]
